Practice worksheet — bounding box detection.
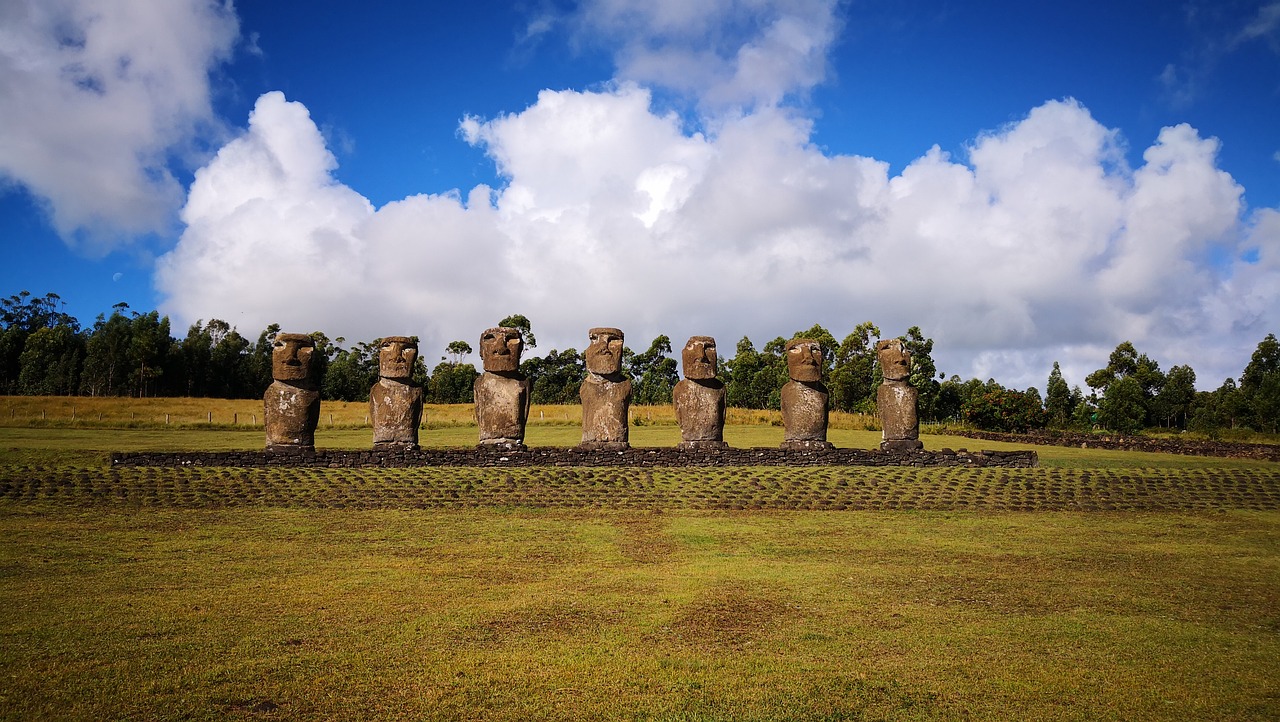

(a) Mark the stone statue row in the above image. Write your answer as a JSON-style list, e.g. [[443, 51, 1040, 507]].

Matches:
[[263, 328, 922, 453]]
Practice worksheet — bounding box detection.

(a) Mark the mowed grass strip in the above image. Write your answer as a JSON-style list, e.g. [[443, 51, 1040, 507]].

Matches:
[[5, 425, 1279, 470], [2, 466, 1279, 512], [0, 506, 1276, 720]]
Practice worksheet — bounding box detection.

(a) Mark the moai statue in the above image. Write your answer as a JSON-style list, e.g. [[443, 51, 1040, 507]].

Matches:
[[474, 327, 532, 450], [369, 336, 424, 450], [264, 333, 321, 452], [780, 337, 834, 450], [877, 338, 923, 450], [578, 327, 631, 451], [673, 336, 727, 449]]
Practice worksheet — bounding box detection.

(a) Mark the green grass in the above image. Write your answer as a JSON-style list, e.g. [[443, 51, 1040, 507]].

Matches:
[[2, 422, 1279, 719], [1, 506, 1277, 720], [3, 425, 1276, 471]]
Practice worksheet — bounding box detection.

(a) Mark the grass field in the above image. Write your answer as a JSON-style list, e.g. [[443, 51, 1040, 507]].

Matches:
[[1, 401, 1279, 720]]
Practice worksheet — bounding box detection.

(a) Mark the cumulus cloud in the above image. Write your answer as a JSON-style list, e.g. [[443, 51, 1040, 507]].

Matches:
[[150, 0, 1280, 391], [568, 0, 841, 112], [157, 85, 1278, 390], [0, 0, 237, 250]]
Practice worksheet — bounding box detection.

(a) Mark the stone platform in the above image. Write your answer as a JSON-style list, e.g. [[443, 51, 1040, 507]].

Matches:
[[112, 446, 1037, 468]]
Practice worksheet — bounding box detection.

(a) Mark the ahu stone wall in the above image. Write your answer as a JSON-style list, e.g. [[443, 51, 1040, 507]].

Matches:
[[112, 446, 1037, 469]]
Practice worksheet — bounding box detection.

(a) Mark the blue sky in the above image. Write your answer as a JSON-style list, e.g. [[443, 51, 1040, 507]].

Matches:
[[2, 0, 1277, 391]]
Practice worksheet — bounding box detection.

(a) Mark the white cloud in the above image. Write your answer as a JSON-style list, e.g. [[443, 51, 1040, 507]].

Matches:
[[569, 0, 840, 112], [157, 87, 1279, 391], [0, 0, 237, 251]]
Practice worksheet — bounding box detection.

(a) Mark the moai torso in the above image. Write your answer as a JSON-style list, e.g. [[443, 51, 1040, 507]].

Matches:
[[673, 378, 726, 447], [475, 372, 532, 446], [370, 378, 423, 448], [580, 374, 631, 448], [265, 381, 321, 449], [878, 382, 920, 445], [781, 380, 830, 444]]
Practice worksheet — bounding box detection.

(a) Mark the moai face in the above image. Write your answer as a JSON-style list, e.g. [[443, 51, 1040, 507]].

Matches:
[[272, 333, 316, 382], [480, 327, 523, 373], [877, 338, 912, 382], [786, 338, 823, 383], [378, 336, 418, 381], [682, 336, 718, 380], [585, 327, 625, 376]]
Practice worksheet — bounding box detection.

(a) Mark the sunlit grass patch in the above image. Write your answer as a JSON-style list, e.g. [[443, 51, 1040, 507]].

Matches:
[[1, 506, 1277, 720]]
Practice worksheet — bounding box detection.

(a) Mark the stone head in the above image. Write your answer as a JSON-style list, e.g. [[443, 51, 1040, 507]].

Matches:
[[585, 327, 625, 376], [272, 333, 316, 382], [378, 336, 418, 381], [480, 327, 523, 373], [682, 336, 718, 380], [877, 338, 912, 382], [785, 338, 823, 383]]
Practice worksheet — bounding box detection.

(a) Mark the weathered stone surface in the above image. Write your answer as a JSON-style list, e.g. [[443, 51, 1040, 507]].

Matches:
[[785, 337, 824, 383], [370, 336, 424, 450], [265, 333, 320, 451], [877, 338, 911, 382], [781, 338, 832, 449], [476, 327, 531, 450], [876, 338, 922, 451], [580, 327, 630, 450], [781, 381, 832, 449], [480, 327, 522, 373], [681, 335, 718, 380], [584, 327, 625, 375], [674, 335, 727, 449], [674, 380, 727, 449]]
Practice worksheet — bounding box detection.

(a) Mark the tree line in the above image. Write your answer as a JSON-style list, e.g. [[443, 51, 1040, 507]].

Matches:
[[2, 290, 1276, 434]]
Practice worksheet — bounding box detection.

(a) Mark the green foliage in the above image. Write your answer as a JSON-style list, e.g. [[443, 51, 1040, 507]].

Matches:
[[1099, 376, 1146, 433], [322, 340, 380, 402], [627, 335, 679, 404], [1044, 362, 1072, 426], [723, 336, 787, 410], [829, 322, 880, 414], [445, 340, 473, 364], [18, 325, 83, 395], [1240, 333, 1280, 432], [428, 361, 478, 403], [1086, 341, 1168, 429], [900, 326, 942, 420], [1152, 364, 1196, 429], [1, 291, 80, 395], [523, 348, 585, 404], [961, 386, 1049, 432], [496, 314, 536, 348]]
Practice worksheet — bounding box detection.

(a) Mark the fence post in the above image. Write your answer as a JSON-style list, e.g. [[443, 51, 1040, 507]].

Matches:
[[208, 411, 212, 424], [234, 412, 238, 425], [166, 414, 170, 425]]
